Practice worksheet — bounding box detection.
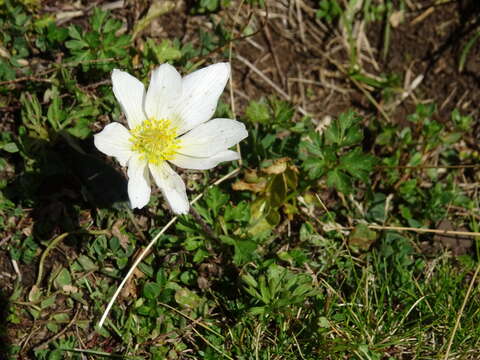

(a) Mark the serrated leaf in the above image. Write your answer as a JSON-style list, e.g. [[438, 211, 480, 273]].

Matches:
[[152, 39, 182, 63], [103, 18, 121, 33], [325, 111, 363, 146], [338, 148, 375, 182], [91, 8, 108, 33], [65, 39, 88, 50], [68, 25, 82, 40], [246, 99, 270, 124], [327, 169, 352, 194], [233, 239, 257, 265], [205, 187, 229, 216]]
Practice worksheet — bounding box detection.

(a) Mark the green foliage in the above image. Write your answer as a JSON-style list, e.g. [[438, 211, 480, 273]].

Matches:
[[242, 263, 318, 317], [65, 8, 131, 71], [459, 28, 480, 72], [299, 110, 375, 194], [0, 1, 33, 80], [143, 38, 182, 64], [1, 2, 479, 359], [244, 97, 299, 163], [190, 0, 231, 14], [316, 0, 342, 23]]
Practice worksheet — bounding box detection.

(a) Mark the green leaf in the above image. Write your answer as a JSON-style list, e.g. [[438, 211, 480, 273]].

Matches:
[[220, 235, 258, 265], [224, 201, 250, 223], [68, 25, 82, 40], [327, 169, 352, 194], [65, 39, 88, 50], [175, 288, 202, 309], [103, 18, 121, 33], [267, 174, 287, 207], [152, 39, 182, 63], [246, 99, 270, 124], [76, 255, 98, 272], [348, 224, 377, 252], [338, 148, 375, 182], [205, 187, 229, 217], [325, 111, 363, 146], [143, 282, 162, 300], [183, 237, 202, 251], [53, 268, 72, 290], [91, 8, 108, 33], [67, 118, 92, 139], [193, 248, 209, 263], [233, 239, 257, 265], [2, 142, 19, 153]]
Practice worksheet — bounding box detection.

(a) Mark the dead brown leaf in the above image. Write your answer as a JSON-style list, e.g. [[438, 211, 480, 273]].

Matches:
[[112, 219, 130, 250]]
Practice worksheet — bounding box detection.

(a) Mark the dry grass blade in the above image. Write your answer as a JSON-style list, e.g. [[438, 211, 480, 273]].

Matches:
[[97, 168, 240, 328]]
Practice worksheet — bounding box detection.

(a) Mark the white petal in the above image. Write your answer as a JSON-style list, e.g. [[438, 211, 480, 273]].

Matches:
[[176, 63, 230, 134], [171, 150, 240, 170], [111, 69, 147, 129], [145, 64, 182, 121], [177, 118, 248, 157], [127, 154, 151, 209], [149, 162, 189, 215], [94, 122, 133, 166]]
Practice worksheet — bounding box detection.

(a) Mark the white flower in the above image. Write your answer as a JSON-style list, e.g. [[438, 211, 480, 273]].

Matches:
[[94, 63, 248, 214]]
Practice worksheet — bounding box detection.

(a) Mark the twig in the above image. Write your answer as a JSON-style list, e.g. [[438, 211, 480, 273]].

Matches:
[[357, 225, 480, 238], [34, 304, 81, 351], [35, 229, 108, 288], [236, 54, 312, 119], [0, 58, 116, 87], [229, 0, 245, 167], [35, 232, 70, 288], [378, 164, 480, 170], [97, 168, 241, 328], [443, 262, 480, 359], [263, 23, 286, 89], [97, 217, 177, 329], [11, 258, 22, 282], [158, 300, 233, 359], [189, 207, 217, 241], [326, 55, 391, 123]]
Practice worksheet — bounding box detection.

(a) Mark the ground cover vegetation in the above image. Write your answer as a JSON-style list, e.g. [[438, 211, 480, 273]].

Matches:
[[0, 0, 480, 358]]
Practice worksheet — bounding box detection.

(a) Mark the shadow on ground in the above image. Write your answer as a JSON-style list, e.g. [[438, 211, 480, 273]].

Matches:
[[4, 133, 129, 244], [0, 290, 10, 360]]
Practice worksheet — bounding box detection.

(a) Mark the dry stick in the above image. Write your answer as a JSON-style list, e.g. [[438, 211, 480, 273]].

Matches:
[[443, 262, 480, 359], [229, 0, 245, 167], [326, 55, 391, 123], [36, 230, 108, 288], [263, 23, 286, 89], [378, 164, 480, 170], [157, 301, 234, 360], [235, 54, 312, 119], [357, 225, 480, 238], [314, 193, 480, 238], [36, 232, 70, 288], [34, 303, 81, 351], [0, 58, 117, 86], [97, 168, 240, 328]]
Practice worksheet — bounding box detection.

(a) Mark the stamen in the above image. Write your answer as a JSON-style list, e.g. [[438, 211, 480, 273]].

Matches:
[[130, 118, 180, 164]]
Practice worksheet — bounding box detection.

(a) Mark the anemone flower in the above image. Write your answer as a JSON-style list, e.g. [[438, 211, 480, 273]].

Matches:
[[94, 63, 248, 214]]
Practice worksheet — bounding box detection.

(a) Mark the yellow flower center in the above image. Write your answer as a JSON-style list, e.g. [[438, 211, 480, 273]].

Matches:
[[130, 118, 180, 164]]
